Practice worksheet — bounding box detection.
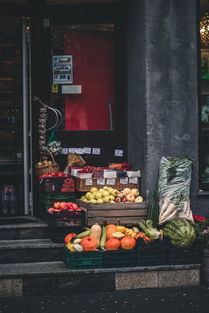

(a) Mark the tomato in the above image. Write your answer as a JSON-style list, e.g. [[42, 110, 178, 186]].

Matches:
[[50, 172, 56, 177], [57, 172, 64, 177], [53, 202, 60, 209]]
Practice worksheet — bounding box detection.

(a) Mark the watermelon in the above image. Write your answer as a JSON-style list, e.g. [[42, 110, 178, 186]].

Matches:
[[162, 218, 196, 248]]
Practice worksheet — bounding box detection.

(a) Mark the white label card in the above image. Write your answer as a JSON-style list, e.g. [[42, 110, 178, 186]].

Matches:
[[61, 148, 69, 154], [92, 148, 101, 155], [120, 178, 128, 184], [85, 179, 93, 186], [77, 148, 84, 155], [97, 178, 105, 185], [114, 149, 124, 157], [106, 179, 115, 185], [129, 177, 138, 184], [83, 147, 92, 154]]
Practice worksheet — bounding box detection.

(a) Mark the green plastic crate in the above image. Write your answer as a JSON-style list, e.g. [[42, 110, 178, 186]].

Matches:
[[103, 249, 137, 268], [39, 192, 77, 212], [64, 246, 103, 269]]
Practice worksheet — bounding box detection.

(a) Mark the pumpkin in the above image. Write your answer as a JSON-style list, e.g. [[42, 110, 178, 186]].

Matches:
[[120, 235, 136, 250], [106, 224, 117, 240], [80, 235, 98, 251], [90, 223, 102, 248], [105, 238, 120, 250]]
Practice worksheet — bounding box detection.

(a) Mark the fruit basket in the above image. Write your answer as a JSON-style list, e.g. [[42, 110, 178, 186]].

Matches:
[[137, 239, 168, 266], [40, 177, 75, 193], [103, 249, 137, 268], [64, 246, 103, 269], [75, 177, 140, 192], [78, 200, 147, 226], [35, 151, 59, 177]]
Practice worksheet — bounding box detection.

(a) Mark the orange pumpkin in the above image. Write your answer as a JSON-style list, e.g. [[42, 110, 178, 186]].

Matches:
[[120, 235, 136, 250], [80, 235, 98, 251], [106, 224, 117, 240], [105, 238, 120, 250]]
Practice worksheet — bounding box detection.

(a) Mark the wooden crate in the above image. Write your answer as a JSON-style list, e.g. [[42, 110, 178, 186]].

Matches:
[[75, 177, 140, 192], [77, 200, 147, 226]]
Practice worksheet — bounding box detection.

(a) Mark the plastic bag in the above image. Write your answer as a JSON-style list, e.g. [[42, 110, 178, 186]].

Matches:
[[158, 157, 194, 224]]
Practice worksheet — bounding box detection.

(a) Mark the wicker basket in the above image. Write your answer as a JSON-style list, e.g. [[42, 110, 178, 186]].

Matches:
[[35, 150, 59, 177]]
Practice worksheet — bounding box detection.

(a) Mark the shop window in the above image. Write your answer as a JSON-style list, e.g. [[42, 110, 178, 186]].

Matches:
[[51, 24, 116, 131]]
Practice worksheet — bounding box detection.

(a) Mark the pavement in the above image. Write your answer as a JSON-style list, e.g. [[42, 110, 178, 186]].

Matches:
[[0, 286, 209, 313]]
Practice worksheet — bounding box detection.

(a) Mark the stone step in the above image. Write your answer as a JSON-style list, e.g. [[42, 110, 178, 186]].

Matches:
[[0, 261, 200, 297], [0, 216, 50, 240], [0, 239, 63, 264]]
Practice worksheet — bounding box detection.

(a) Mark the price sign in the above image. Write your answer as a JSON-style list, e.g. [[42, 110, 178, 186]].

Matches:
[[61, 148, 69, 154], [129, 177, 138, 184], [92, 148, 101, 155], [85, 179, 93, 186], [97, 178, 105, 185], [120, 178, 128, 184], [114, 149, 124, 157], [106, 179, 115, 185], [83, 147, 91, 154]]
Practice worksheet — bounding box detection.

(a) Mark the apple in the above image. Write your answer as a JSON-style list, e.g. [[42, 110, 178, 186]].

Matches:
[[59, 202, 67, 210], [86, 193, 94, 200], [102, 190, 109, 197], [90, 198, 97, 203], [122, 196, 127, 202], [90, 187, 98, 193], [103, 196, 110, 203], [130, 188, 139, 197], [96, 198, 104, 203], [114, 197, 121, 203], [57, 172, 64, 177], [122, 188, 131, 195], [126, 193, 135, 202], [117, 192, 124, 199], [135, 196, 143, 202], [111, 189, 119, 197], [109, 195, 115, 200], [103, 186, 109, 191], [53, 202, 60, 209], [95, 192, 103, 200], [48, 208, 54, 214]]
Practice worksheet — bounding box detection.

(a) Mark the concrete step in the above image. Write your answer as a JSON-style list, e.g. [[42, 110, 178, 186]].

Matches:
[[0, 262, 200, 297], [0, 239, 63, 264], [0, 217, 50, 240]]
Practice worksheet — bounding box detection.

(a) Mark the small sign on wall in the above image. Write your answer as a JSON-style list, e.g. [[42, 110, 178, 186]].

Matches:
[[53, 55, 73, 84], [62, 85, 82, 94]]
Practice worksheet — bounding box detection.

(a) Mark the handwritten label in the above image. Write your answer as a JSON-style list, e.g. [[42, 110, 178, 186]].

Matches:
[[129, 177, 138, 184], [92, 148, 101, 155], [61, 148, 69, 154], [97, 178, 105, 185], [120, 178, 128, 184], [114, 149, 124, 157], [106, 179, 115, 185], [83, 147, 91, 154], [85, 179, 93, 186]]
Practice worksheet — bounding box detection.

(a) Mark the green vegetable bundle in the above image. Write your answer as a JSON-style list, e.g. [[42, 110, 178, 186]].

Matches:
[[138, 219, 162, 240], [163, 218, 196, 248]]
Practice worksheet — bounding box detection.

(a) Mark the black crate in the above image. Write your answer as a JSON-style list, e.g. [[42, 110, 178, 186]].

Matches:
[[167, 246, 202, 265], [39, 177, 75, 193], [46, 210, 86, 243], [64, 246, 103, 269], [137, 239, 168, 266], [103, 249, 137, 268], [50, 226, 83, 243]]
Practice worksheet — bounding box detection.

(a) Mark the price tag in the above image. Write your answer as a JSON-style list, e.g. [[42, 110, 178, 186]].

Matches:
[[97, 178, 105, 185], [51, 84, 58, 93], [120, 178, 128, 184], [77, 148, 84, 154], [85, 179, 93, 186], [129, 177, 138, 184], [114, 149, 124, 157], [106, 179, 115, 185], [92, 148, 101, 155], [83, 147, 92, 154], [61, 148, 69, 154]]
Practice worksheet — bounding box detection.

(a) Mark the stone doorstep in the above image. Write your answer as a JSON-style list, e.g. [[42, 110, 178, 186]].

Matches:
[[0, 262, 200, 297]]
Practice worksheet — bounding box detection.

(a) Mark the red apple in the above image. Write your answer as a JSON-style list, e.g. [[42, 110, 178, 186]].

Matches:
[[59, 202, 67, 210], [117, 192, 124, 199], [122, 196, 127, 203], [53, 202, 60, 209], [48, 208, 54, 214], [114, 197, 121, 203]]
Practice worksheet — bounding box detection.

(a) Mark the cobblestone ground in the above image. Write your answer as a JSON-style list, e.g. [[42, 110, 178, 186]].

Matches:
[[0, 286, 209, 313]]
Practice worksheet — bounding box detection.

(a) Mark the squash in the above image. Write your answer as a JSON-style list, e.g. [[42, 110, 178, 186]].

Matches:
[[90, 223, 102, 248]]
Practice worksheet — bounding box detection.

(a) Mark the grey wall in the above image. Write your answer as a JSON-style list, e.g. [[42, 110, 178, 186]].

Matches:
[[127, 0, 200, 210]]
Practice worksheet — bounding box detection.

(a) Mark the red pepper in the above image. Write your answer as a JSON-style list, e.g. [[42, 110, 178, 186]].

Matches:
[[64, 233, 77, 245]]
